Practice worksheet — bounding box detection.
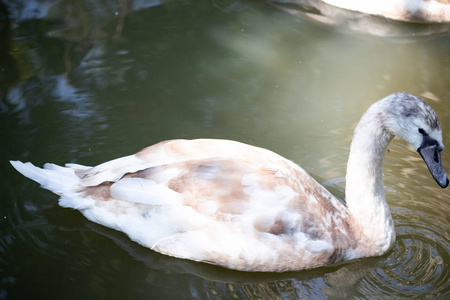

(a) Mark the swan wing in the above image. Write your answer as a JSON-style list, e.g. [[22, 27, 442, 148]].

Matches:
[[73, 139, 286, 186]]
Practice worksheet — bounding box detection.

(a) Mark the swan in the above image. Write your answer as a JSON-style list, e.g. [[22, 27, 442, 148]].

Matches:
[[297, 0, 450, 23], [10, 92, 448, 272]]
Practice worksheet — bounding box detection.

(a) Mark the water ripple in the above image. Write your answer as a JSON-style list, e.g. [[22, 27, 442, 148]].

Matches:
[[360, 213, 450, 299]]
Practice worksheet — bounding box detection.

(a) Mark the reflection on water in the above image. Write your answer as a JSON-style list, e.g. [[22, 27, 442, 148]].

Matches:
[[1, 0, 450, 299]]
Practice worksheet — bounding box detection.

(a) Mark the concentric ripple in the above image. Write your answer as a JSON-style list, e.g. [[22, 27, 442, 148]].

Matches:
[[359, 212, 450, 299]]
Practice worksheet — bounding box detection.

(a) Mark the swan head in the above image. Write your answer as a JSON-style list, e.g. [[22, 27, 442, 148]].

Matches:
[[380, 92, 449, 188]]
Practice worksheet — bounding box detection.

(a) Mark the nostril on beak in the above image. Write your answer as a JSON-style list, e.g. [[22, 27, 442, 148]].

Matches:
[[434, 148, 439, 163]]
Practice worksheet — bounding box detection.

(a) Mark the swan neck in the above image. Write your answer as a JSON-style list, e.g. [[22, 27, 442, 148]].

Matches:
[[346, 123, 392, 200], [345, 109, 395, 255]]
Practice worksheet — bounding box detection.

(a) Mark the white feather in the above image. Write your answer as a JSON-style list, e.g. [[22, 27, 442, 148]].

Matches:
[[109, 178, 181, 205], [10, 161, 78, 195]]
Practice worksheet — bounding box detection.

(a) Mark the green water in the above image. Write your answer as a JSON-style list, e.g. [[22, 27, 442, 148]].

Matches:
[[1, 1, 450, 299]]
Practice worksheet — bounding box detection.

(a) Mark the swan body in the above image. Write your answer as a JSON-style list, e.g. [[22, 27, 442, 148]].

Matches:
[[10, 92, 448, 272], [270, 0, 450, 37], [319, 0, 450, 23]]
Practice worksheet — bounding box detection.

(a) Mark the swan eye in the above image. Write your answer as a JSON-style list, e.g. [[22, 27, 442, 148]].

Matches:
[[418, 128, 426, 135]]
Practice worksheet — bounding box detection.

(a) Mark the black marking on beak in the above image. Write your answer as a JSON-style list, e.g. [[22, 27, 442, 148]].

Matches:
[[417, 136, 449, 188]]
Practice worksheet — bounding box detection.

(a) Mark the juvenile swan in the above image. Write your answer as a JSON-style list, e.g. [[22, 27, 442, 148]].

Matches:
[[10, 92, 448, 272]]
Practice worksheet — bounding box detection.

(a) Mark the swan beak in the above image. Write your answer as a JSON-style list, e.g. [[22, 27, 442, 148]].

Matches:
[[418, 144, 449, 188]]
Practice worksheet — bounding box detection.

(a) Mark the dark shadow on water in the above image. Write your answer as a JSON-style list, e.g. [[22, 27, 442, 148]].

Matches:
[[84, 219, 380, 299]]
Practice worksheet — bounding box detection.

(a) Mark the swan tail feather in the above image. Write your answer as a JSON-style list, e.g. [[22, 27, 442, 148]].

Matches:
[[10, 160, 95, 209]]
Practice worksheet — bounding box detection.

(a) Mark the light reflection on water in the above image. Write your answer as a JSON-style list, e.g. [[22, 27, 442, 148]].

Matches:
[[1, 0, 450, 299]]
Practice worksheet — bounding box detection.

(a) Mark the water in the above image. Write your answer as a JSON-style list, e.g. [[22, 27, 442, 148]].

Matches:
[[1, 1, 450, 299]]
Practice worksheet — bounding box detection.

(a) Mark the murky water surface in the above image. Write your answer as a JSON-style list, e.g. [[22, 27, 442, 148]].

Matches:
[[1, 1, 450, 299]]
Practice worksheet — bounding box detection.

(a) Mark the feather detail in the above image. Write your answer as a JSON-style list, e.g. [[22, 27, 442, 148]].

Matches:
[[10, 161, 79, 195], [110, 178, 182, 205]]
